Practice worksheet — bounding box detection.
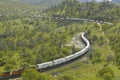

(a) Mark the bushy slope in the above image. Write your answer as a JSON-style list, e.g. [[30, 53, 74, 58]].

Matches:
[[112, 0, 120, 3], [45, 0, 120, 22], [19, 0, 63, 4], [0, 0, 64, 7], [0, 0, 120, 80], [77, 0, 120, 3], [101, 22, 120, 65]]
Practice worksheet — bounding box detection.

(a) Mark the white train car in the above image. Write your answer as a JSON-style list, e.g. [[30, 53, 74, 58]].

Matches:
[[65, 54, 76, 62], [89, 19, 94, 22], [36, 32, 90, 70], [65, 32, 90, 62], [79, 33, 90, 53], [75, 47, 87, 57], [36, 61, 53, 69], [81, 33, 90, 47], [76, 49, 85, 56], [74, 50, 82, 57], [53, 58, 66, 65]]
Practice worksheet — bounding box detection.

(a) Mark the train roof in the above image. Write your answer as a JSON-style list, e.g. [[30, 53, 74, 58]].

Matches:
[[37, 61, 53, 66]]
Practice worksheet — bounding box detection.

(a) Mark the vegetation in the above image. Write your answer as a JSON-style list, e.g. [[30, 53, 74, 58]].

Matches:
[[0, 0, 84, 72], [0, 0, 120, 80], [22, 69, 54, 80], [97, 66, 115, 80], [46, 0, 120, 22], [101, 23, 120, 66], [0, 17, 84, 71], [18, 0, 64, 7]]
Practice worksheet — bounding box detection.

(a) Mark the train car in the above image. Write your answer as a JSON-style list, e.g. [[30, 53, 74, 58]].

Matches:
[[33, 15, 44, 18], [95, 20, 99, 23], [82, 19, 88, 21], [60, 17, 64, 20], [78, 18, 83, 21], [77, 47, 88, 57], [83, 47, 89, 53], [65, 54, 76, 62], [36, 61, 53, 69], [73, 51, 80, 58], [75, 49, 85, 57], [47, 16, 53, 19], [53, 58, 66, 65], [99, 21, 103, 24], [104, 22, 112, 25], [66, 17, 69, 20], [0, 71, 10, 78], [81, 33, 90, 45], [74, 50, 82, 56], [89, 19, 94, 22], [10, 68, 25, 77]]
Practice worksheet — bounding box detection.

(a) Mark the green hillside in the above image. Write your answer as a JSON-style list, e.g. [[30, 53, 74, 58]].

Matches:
[[45, 0, 120, 22], [0, 0, 120, 80], [112, 0, 120, 3]]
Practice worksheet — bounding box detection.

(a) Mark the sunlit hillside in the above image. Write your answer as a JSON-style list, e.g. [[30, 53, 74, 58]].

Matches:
[[0, 0, 120, 80]]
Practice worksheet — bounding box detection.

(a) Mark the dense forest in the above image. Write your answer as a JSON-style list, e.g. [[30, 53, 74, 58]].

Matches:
[[0, 0, 84, 72], [45, 0, 120, 21], [0, 0, 120, 80]]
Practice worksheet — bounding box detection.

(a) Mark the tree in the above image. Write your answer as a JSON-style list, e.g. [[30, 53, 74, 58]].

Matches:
[[97, 66, 114, 80], [115, 52, 120, 66], [22, 69, 54, 80]]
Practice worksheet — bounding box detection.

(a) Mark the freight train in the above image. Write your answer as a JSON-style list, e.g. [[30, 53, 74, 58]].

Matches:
[[33, 15, 112, 24], [0, 32, 90, 79]]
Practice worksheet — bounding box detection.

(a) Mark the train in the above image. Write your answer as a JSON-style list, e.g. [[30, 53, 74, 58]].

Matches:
[[36, 33, 90, 69], [0, 32, 90, 79], [33, 15, 112, 25]]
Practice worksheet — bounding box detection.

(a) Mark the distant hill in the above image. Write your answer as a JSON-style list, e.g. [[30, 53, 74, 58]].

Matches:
[[77, 0, 120, 4], [0, 0, 64, 8], [19, 0, 63, 4], [112, 0, 120, 3], [45, 0, 120, 22]]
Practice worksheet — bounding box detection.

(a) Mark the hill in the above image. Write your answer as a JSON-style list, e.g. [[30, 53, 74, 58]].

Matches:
[[19, 0, 63, 4], [77, 0, 118, 3], [41, 0, 120, 80], [0, 0, 120, 80], [0, 0, 64, 9], [19, 0, 64, 7], [45, 0, 120, 22], [112, 0, 120, 3]]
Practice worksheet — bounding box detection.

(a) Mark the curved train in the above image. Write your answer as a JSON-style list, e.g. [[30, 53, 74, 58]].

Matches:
[[37, 33, 90, 69], [0, 32, 90, 79]]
